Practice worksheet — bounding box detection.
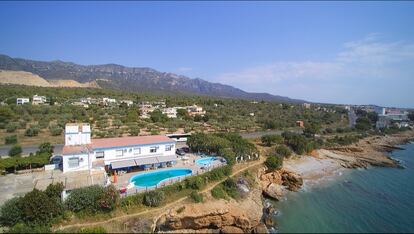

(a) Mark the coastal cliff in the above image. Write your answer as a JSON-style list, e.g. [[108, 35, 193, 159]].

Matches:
[[152, 131, 414, 233]]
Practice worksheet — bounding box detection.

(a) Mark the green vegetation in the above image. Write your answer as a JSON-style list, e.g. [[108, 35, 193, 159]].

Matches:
[[8, 144, 22, 157], [274, 145, 292, 158], [1, 142, 54, 173], [0, 183, 64, 229], [65, 185, 119, 213], [211, 185, 227, 200], [189, 191, 203, 203], [5, 135, 18, 144], [143, 190, 165, 207], [265, 155, 283, 171], [261, 134, 283, 146], [188, 132, 258, 165], [78, 226, 107, 233], [0, 84, 346, 146], [282, 131, 322, 155]]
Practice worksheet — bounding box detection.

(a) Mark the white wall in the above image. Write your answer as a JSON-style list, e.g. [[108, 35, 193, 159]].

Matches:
[[62, 153, 90, 173], [96, 143, 176, 165], [65, 124, 91, 146]]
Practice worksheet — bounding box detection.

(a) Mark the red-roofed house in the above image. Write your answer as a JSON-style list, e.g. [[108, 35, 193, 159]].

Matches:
[[62, 123, 177, 173]]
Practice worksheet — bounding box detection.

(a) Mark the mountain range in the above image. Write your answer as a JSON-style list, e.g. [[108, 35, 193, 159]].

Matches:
[[0, 54, 304, 103]]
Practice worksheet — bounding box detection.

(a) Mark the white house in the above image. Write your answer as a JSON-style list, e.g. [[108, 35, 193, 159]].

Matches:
[[16, 98, 30, 105], [102, 97, 117, 106], [120, 100, 134, 107], [62, 123, 177, 173], [162, 107, 177, 118], [32, 95, 46, 105]]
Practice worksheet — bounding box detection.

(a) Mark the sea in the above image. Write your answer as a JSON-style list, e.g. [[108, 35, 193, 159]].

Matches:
[[270, 142, 414, 233]]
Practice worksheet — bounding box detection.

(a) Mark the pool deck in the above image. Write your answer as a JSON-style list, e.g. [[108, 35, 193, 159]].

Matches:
[[113, 153, 224, 195]]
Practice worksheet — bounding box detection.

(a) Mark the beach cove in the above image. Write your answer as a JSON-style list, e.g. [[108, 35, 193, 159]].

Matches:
[[269, 138, 414, 232]]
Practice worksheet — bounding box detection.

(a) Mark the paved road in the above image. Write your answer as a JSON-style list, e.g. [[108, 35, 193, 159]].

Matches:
[[0, 129, 303, 156], [240, 128, 303, 139], [0, 144, 63, 157]]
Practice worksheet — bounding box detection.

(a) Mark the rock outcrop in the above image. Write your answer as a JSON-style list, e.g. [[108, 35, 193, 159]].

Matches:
[[260, 169, 303, 200]]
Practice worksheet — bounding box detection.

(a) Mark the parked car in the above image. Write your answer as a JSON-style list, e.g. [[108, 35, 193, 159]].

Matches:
[[50, 155, 63, 167], [176, 148, 186, 156], [181, 147, 190, 153]]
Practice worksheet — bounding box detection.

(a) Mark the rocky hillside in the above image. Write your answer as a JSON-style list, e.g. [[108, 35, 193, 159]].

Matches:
[[0, 54, 304, 103], [0, 70, 100, 88]]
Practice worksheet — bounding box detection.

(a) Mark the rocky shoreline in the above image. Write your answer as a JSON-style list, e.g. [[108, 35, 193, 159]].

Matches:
[[151, 130, 414, 233], [257, 130, 414, 231]]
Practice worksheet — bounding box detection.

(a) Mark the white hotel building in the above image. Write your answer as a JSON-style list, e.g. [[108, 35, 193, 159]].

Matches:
[[62, 123, 177, 173]]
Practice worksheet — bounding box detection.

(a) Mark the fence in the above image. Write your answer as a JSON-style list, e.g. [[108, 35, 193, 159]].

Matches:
[[121, 161, 225, 197]]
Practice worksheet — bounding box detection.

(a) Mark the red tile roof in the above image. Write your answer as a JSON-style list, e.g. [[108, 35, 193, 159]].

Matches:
[[91, 135, 174, 149]]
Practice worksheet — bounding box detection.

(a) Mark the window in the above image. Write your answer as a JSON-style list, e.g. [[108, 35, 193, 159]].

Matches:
[[115, 150, 124, 157], [165, 145, 173, 151], [96, 151, 104, 159], [133, 148, 141, 155], [68, 157, 79, 168], [150, 146, 159, 153]]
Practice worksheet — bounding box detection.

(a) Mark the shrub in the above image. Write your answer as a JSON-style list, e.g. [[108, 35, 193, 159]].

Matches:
[[275, 145, 292, 158], [222, 178, 239, 199], [265, 155, 283, 171], [6, 123, 18, 133], [98, 185, 120, 212], [48, 124, 63, 136], [5, 135, 18, 145], [65, 185, 105, 213], [184, 176, 204, 190], [45, 182, 64, 199], [211, 185, 227, 200], [25, 127, 39, 137], [189, 191, 203, 203], [0, 197, 23, 226], [37, 142, 54, 156], [8, 223, 51, 233], [128, 125, 140, 136], [261, 134, 283, 146], [78, 226, 107, 233], [8, 145, 22, 157], [19, 188, 63, 225], [143, 190, 165, 207]]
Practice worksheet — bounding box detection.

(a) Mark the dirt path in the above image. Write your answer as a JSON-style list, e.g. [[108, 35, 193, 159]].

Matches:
[[54, 158, 265, 231]]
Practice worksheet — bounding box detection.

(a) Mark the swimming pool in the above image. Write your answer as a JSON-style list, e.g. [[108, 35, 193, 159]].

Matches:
[[195, 157, 217, 166], [129, 168, 192, 187]]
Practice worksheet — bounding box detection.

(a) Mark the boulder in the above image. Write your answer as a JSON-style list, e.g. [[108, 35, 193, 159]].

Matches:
[[262, 183, 284, 201], [253, 224, 269, 234], [220, 226, 244, 233], [263, 216, 274, 227]]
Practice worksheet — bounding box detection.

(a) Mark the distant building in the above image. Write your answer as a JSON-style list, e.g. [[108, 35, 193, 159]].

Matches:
[[376, 115, 390, 129], [249, 112, 255, 117], [162, 108, 177, 118], [102, 97, 117, 106], [303, 103, 311, 109], [187, 105, 206, 116], [32, 95, 46, 105], [72, 102, 89, 108], [296, 120, 304, 128], [120, 100, 134, 107], [16, 97, 30, 105]]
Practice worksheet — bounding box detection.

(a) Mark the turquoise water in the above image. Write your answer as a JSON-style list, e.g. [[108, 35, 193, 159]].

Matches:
[[130, 168, 192, 187], [273, 143, 414, 233], [195, 157, 217, 166]]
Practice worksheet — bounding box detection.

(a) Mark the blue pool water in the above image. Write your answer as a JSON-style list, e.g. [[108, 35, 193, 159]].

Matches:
[[196, 157, 217, 166], [130, 168, 192, 187]]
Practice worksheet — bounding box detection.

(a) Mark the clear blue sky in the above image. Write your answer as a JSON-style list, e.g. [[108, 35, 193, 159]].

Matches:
[[1, 2, 413, 108]]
